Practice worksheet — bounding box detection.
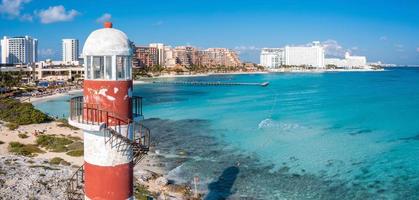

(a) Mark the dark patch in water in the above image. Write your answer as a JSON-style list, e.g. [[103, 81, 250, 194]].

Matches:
[[205, 166, 239, 200], [141, 118, 419, 200], [399, 133, 419, 141], [349, 129, 372, 136]]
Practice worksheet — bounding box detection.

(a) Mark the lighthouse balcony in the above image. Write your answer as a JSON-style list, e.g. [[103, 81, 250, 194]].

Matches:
[[68, 96, 150, 154]]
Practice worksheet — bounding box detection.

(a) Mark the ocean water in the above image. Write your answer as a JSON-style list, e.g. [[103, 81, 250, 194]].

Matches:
[[34, 67, 419, 199]]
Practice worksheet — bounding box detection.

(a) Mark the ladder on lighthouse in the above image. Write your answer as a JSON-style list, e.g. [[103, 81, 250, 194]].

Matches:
[[66, 96, 150, 200]]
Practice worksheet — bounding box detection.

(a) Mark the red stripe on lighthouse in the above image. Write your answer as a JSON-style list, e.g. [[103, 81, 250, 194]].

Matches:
[[84, 161, 133, 200]]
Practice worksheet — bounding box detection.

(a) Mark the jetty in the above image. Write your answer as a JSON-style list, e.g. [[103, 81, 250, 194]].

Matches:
[[152, 81, 270, 87]]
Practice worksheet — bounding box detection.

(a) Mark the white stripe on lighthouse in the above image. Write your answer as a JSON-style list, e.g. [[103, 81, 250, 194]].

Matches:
[[84, 128, 132, 166]]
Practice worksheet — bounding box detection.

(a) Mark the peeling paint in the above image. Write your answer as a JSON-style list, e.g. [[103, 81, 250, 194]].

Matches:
[[114, 88, 119, 94]]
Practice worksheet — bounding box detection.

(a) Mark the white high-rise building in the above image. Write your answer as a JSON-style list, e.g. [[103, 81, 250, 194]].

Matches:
[[163, 46, 176, 68], [1, 36, 38, 64], [284, 42, 325, 68], [260, 48, 285, 68], [325, 52, 367, 68], [149, 43, 165, 66], [62, 39, 79, 62]]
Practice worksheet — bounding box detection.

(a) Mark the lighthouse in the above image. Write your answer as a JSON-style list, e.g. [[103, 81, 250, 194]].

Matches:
[[67, 22, 150, 200]]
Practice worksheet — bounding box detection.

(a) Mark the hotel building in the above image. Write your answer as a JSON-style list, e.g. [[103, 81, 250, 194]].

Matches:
[[325, 52, 367, 68], [1, 36, 38, 64], [260, 48, 285, 68], [260, 41, 325, 68], [284, 42, 325, 68], [198, 48, 241, 67], [62, 39, 79, 63]]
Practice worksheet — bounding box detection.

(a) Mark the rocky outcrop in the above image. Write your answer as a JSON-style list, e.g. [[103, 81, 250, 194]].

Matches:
[[0, 155, 75, 200]]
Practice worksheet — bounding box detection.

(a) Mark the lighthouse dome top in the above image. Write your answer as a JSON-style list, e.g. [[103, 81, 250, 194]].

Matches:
[[83, 22, 131, 56]]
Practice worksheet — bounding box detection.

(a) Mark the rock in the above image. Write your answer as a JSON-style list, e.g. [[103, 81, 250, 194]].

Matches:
[[135, 169, 158, 182], [156, 177, 169, 187], [0, 155, 74, 200]]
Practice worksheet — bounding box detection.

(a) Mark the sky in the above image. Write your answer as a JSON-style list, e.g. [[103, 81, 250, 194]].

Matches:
[[0, 0, 418, 65]]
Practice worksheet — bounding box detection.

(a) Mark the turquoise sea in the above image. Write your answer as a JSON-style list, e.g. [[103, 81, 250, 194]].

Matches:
[[34, 67, 419, 199]]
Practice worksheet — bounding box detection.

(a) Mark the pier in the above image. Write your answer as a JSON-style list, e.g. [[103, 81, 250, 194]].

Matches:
[[152, 81, 270, 87]]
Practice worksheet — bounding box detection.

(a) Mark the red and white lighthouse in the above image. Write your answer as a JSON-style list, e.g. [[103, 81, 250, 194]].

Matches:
[[67, 22, 149, 200]]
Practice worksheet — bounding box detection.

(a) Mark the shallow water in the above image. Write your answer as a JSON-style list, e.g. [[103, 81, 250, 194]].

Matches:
[[34, 68, 419, 199]]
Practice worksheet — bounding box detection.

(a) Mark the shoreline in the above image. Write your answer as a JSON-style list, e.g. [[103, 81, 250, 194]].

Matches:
[[27, 89, 83, 103], [24, 69, 384, 102]]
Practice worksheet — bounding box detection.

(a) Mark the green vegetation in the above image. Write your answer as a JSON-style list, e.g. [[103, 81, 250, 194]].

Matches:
[[0, 71, 22, 89], [36, 135, 73, 152], [49, 157, 70, 165], [8, 142, 45, 157], [66, 149, 84, 157], [29, 165, 60, 170], [133, 64, 266, 78], [56, 118, 79, 130], [49, 157, 64, 165], [35, 134, 84, 156], [5, 123, 18, 130], [18, 133, 29, 139], [134, 183, 153, 200], [0, 98, 52, 126]]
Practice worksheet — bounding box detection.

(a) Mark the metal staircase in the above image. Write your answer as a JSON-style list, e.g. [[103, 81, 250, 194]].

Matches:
[[66, 96, 150, 200]]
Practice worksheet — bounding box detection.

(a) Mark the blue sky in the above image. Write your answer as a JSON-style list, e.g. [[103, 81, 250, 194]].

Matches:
[[1, 0, 418, 64]]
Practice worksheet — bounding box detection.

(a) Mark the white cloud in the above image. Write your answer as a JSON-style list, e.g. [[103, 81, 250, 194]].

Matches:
[[96, 13, 111, 23], [38, 48, 55, 57], [379, 36, 388, 41], [319, 40, 349, 58], [0, 0, 33, 21], [395, 44, 404, 52], [0, 0, 30, 17], [152, 20, 164, 26], [234, 46, 260, 55], [37, 5, 79, 24], [19, 13, 32, 21]]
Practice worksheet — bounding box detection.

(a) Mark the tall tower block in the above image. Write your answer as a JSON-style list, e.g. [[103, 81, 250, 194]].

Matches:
[[67, 22, 150, 200]]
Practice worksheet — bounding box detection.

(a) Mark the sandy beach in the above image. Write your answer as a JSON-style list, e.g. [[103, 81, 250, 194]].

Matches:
[[26, 89, 83, 103], [0, 121, 84, 166]]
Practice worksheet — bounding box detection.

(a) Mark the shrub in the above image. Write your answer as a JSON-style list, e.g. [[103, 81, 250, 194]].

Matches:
[[0, 98, 52, 125], [66, 149, 83, 157], [18, 133, 29, 139], [49, 157, 64, 165], [6, 123, 18, 130], [56, 119, 79, 130], [67, 141, 83, 151], [36, 135, 73, 152], [8, 141, 44, 157], [134, 183, 153, 200]]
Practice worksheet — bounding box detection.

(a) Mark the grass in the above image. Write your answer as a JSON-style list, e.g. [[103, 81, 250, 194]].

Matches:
[[134, 183, 153, 200], [6, 123, 18, 130], [29, 165, 59, 170], [36, 134, 73, 152], [8, 141, 45, 157], [66, 149, 84, 157], [49, 157, 64, 165], [0, 98, 52, 125], [18, 133, 29, 139], [56, 119, 79, 130]]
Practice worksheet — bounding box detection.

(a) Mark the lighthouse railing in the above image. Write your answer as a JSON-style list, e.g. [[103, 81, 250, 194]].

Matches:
[[69, 95, 150, 152]]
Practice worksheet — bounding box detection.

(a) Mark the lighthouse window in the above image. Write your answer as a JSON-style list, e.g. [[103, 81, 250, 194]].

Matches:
[[105, 56, 112, 80], [116, 56, 126, 80], [93, 56, 104, 79], [86, 56, 91, 79]]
